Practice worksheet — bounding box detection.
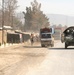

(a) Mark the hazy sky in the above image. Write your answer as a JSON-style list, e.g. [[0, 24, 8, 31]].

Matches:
[[17, 0, 74, 16]]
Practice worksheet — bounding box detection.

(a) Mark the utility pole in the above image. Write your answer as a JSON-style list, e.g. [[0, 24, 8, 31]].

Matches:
[[22, 11, 25, 31], [2, 0, 4, 44], [12, 15, 14, 29]]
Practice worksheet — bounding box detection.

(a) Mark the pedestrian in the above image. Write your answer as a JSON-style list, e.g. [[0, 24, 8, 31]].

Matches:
[[30, 33, 34, 46]]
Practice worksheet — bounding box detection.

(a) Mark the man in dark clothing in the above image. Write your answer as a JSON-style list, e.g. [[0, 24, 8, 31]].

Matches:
[[30, 33, 34, 46]]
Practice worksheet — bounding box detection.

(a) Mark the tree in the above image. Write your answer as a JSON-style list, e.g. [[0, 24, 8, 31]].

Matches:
[[0, 10, 2, 27], [0, 0, 23, 30], [4, 0, 18, 26], [24, 0, 50, 32]]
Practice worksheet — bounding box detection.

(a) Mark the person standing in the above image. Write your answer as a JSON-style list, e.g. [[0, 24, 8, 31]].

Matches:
[[30, 33, 34, 46]]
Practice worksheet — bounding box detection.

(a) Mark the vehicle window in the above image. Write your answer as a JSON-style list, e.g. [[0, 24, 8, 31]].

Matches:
[[41, 34, 51, 38], [67, 30, 69, 33]]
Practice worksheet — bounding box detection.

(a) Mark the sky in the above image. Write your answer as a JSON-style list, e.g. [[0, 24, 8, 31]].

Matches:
[[17, 0, 74, 16]]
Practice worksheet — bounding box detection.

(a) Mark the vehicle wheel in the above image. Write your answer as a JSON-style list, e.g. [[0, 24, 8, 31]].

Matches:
[[65, 43, 67, 49], [41, 44, 45, 47], [51, 44, 53, 47], [51, 43, 54, 47]]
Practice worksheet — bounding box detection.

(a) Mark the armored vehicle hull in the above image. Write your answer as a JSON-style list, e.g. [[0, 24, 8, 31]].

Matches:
[[61, 26, 74, 49]]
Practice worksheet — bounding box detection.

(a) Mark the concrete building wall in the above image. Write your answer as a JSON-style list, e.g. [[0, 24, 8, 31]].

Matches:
[[0, 30, 7, 44], [53, 28, 62, 40], [0, 31, 2, 44]]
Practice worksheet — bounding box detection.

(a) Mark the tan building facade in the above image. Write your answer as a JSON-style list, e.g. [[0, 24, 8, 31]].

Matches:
[[0, 30, 7, 44]]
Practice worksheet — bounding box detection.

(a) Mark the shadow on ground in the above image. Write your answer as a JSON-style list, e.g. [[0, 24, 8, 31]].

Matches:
[[48, 47, 74, 50], [13, 46, 44, 49], [0, 52, 45, 57], [23, 46, 45, 48]]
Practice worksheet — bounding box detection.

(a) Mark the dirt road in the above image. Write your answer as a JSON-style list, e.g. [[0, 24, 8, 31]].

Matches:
[[0, 41, 74, 75]]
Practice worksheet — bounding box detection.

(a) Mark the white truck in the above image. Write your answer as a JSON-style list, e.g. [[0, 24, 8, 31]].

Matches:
[[40, 27, 54, 47]]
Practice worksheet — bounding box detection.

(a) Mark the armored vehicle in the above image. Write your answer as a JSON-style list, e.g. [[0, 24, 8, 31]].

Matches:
[[61, 26, 74, 49]]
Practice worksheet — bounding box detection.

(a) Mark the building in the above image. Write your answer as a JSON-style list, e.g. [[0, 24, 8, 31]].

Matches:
[[0, 26, 12, 45], [53, 26, 67, 40]]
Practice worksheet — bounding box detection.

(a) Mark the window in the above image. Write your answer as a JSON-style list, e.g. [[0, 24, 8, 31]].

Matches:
[[41, 33, 51, 38]]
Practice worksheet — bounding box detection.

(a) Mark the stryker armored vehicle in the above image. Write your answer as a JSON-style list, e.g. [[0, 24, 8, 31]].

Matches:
[[61, 26, 74, 49]]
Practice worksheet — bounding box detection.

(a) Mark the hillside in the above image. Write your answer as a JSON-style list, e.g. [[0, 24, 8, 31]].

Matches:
[[46, 14, 74, 26], [17, 13, 74, 27]]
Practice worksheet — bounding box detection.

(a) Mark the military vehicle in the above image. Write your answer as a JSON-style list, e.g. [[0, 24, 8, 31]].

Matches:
[[61, 26, 74, 49]]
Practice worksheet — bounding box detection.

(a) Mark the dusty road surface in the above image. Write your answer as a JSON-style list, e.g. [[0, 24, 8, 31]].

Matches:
[[0, 41, 74, 75]]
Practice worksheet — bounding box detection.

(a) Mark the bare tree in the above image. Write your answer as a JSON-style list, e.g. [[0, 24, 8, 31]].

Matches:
[[0, 10, 2, 26], [4, 0, 18, 27]]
